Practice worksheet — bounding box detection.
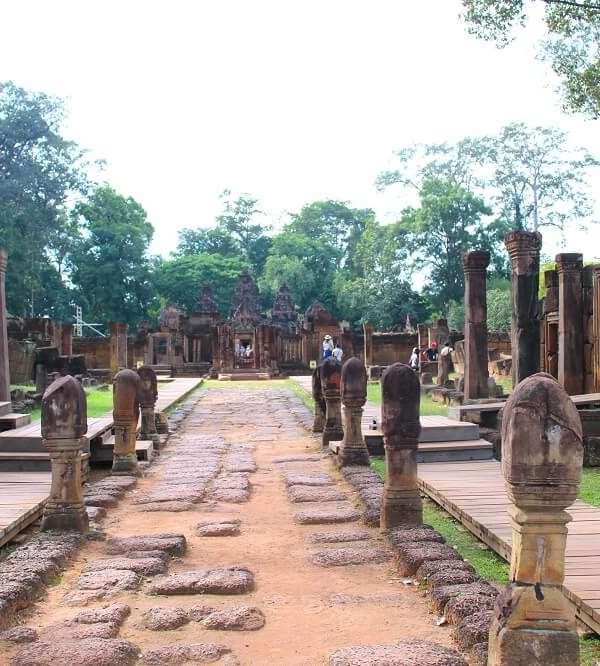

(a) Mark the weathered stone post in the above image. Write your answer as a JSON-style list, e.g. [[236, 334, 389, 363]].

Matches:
[[338, 357, 369, 466], [556, 253, 584, 395], [363, 322, 374, 367], [593, 266, 600, 392], [112, 369, 140, 476], [381, 363, 422, 529], [137, 366, 160, 446], [117, 323, 128, 369], [488, 372, 583, 666], [0, 249, 10, 403], [311, 365, 326, 433], [40, 375, 88, 532], [61, 323, 74, 357], [320, 357, 343, 449], [505, 230, 542, 384], [463, 250, 490, 400]]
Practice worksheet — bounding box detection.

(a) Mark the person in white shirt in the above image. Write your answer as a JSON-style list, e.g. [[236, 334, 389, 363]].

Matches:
[[332, 343, 343, 363], [322, 335, 334, 359]]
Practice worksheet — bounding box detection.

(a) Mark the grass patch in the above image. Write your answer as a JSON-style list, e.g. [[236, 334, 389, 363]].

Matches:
[[580, 469, 600, 507], [367, 382, 448, 416], [26, 386, 114, 422], [371, 457, 509, 584]]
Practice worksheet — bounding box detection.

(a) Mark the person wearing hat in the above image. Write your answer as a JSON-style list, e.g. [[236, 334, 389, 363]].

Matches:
[[322, 335, 334, 359]]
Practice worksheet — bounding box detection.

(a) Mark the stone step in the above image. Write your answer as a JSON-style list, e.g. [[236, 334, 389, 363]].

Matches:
[[136, 440, 154, 462], [90, 435, 153, 463], [0, 451, 90, 478], [0, 402, 11, 417], [336, 438, 494, 463], [0, 413, 32, 432]]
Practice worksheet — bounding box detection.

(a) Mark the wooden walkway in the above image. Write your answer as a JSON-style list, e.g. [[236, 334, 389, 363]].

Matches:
[[0, 377, 203, 549], [418, 460, 600, 635]]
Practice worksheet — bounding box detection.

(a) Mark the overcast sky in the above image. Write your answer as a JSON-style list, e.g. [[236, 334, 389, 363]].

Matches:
[[1, 0, 599, 261]]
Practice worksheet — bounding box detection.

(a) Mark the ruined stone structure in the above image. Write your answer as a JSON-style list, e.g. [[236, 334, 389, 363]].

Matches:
[[0, 249, 9, 403], [112, 369, 141, 475], [380, 363, 422, 529], [320, 357, 343, 449], [488, 373, 582, 665], [338, 357, 369, 466], [556, 253, 584, 395], [40, 375, 88, 532], [137, 366, 160, 446], [311, 364, 326, 433], [463, 250, 490, 400], [505, 230, 542, 385]]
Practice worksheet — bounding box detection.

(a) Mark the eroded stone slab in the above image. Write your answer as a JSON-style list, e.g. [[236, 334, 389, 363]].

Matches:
[[288, 486, 346, 503], [73, 603, 131, 626], [147, 567, 254, 595], [210, 489, 250, 503], [201, 605, 265, 631], [415, 559, 475, 582], [430, 582, 498, 615], [311, 547, 390, 567], [273, 455, 323, 463], [327, 640, 467, 665], [197, 522, 241, 537], [428, 569, 478, 588], [394, 543, 462, 576], [386, 526, 445, 546], [137, 501, 194, 513], [141, 643, 232, 665], [13, 638, 140, 666], [294, 505, 360, 525], [105, 534, 186, 556], [284, 474, 333, 487], [83, 557, 166, 576], [444, 594, 496, 625], [452, 610, 492, 650], [308, 529, 371, 544], [0, 626, 38, 643], [141, 606, 189, 630]]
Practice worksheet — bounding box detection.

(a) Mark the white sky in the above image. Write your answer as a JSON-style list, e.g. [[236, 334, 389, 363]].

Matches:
[[1, 0, 600, 261]]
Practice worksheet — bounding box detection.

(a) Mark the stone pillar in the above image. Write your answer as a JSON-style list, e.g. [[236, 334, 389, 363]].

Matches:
[[137, 366, 160, 446], [463, 250, 490, 400], [112, 368, 140, 476], [109, 322, 119, 376], [417, 324, 428, 351], [363, 323, 374, 366], [0, 249, 10, 403], [117, 323, 128, 368], [61, 323, 73, 357], [380, 362, 422, 529], [505, 230, 542, 384], [40, 375, 89, 532], [488, 373, 582, 666], [338, 357, 369, 466], [593, 267, 600, 392], [311, 365, 326, 433], [320, 357, 343, 449], [556, 253, 584, 395]]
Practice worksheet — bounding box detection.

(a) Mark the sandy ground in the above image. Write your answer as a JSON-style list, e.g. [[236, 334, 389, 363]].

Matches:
[[5, 386, 455, 665]]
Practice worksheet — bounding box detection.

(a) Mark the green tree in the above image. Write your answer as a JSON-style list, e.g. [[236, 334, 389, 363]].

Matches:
[[460, 0, 600, 116], [69, 186, 155, 326], [0, 81, 89, 316], [154, 253, 248, 314], [487, 287, 512, 330], [176, 227, 240, 258], [397, 178, 504, 312]]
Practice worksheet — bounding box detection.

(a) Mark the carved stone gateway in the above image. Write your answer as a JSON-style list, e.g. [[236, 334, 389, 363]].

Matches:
[[488, 373, 582, 666], [40, 375, 88, 532], [137, 366, 160, 446], [320, 357, 343, 449], [505, 230, 542, 384], [112, 369, 141, 476], [463, 250, 490, 400], [338, 357, 369, 466], [311, 365, 326, 433], [380, 363, 422, 529]]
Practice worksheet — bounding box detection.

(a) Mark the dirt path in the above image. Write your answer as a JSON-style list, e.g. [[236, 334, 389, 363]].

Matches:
[[5, 386, 457, 665]]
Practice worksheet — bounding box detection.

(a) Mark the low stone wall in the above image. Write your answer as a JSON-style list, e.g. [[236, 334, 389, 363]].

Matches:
[[73, 337, 111, 369]]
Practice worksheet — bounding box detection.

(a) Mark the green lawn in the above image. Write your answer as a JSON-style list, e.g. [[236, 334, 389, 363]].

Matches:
[[367, 382, 448, 416], [580, 469, 600, 507], [25, 386, 114, 422]]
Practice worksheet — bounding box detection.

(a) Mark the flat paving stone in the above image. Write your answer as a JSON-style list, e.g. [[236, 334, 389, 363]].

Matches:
[[327, 640, 467, 665], [284, 474, 333, 486], [73, 603, 131, 626], [430, 582, 498, 615], [328, 592, 408, 607], [106, 534, 186, 556], [415, 559, 475, 582], [197, 522, 241, 537], [428, 569, 479, 588], [288, 486, 347, 503], [140, 606, 190, 630], [294, 504, 360, 525], [146, 567, 255, 595], [84, 495, 119, 508], [273, 455, 323, 463], [12, 638, 140, 666], [394, 543, 462, 576], [141, 643, 233, 665], [444, 594, 496, 625], [0, 626, 38, 643], [311, 546, 390, 567], [211, 488, 250, 503], [452, 610, 492, 650], [83, 557, 166, 576], [137, 501, 195, 512], [308, 529, 371, 544], [201, 605, 265, 631]]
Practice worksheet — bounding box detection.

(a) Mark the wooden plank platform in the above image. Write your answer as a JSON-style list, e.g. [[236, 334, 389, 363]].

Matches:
[[418, 460, 600, 634], [0, 472, 51, 548]]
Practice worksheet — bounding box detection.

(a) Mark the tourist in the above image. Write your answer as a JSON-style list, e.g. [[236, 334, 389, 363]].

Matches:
[[322, 335, 334, 359], [246, 344, 253, 358], [332, 343, 343, 363], [425, 341, 438, 362], [409, 347, 420, 371]]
